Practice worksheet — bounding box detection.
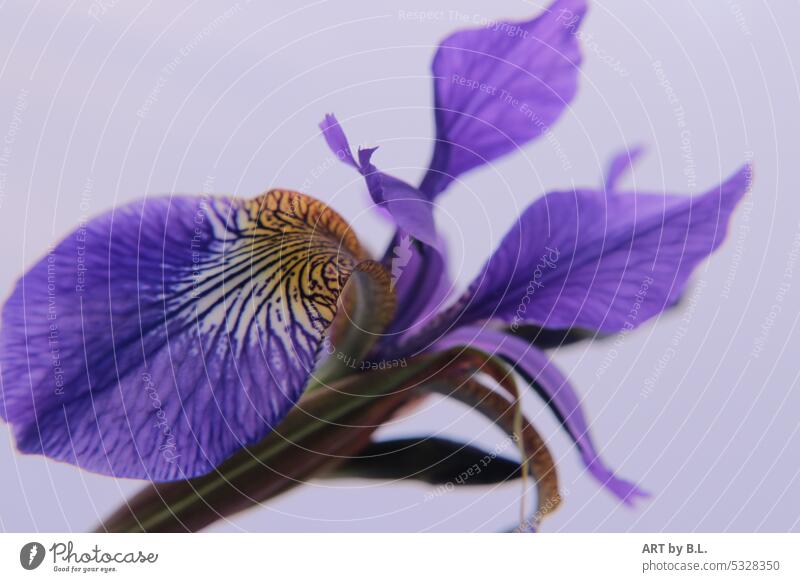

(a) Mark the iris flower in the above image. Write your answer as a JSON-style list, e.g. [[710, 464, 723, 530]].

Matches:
[[0, 0, 750, 532]]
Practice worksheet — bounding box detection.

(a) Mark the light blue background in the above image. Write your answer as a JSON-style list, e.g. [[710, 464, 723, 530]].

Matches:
[[0, 0, 797, 532]]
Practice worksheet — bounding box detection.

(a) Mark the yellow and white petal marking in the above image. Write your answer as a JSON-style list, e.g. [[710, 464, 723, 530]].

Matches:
[[176, 189, 371, 358]]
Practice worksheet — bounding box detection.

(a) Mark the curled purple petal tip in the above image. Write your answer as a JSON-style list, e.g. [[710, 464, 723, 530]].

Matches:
[[319, 114, 439, 248], [605, 145, 647, 191]]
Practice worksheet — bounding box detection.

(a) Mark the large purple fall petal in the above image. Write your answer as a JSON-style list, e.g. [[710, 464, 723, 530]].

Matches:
[[436, 326, 646, 504], [0, 190, 384, 481], [419, 0, 587, 198], [414, 164, 751, 341], [320, 114, 437, 248]]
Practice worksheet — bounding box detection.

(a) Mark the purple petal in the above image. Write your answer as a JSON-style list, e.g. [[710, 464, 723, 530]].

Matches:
[[420, 0, 587, 198], [379, 174, 438, 248], [436, 326, 647, 504], [319, 112, 359, 170], [604, 145, 646, 191], [377, 234, 451, 346], [0, 191, 370, 481], [424, 164, 751, 335], [320, 114, 438, 247]]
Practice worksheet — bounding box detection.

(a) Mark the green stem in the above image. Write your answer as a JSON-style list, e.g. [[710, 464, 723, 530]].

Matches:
[[100, 354, 440, 533]]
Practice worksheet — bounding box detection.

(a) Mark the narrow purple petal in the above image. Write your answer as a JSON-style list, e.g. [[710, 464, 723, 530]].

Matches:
[[377, 234, 451, 345], [355, 147, 384, 205], [380, 177, 438, 249], [0, 191, 369, 481], [320, 114, 438, 247], [604, 145, 646, 191], [436, 326, 647, 504], [420, 0, 587, 198], [420, 164, 751, 337], [320, 113, 359, 169]]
